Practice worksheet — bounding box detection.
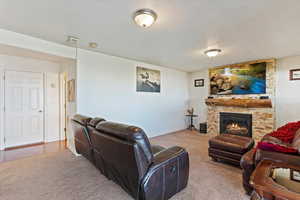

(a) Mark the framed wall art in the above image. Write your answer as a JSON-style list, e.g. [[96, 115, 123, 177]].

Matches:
[[136, 66, 161, 93], [290, 69, 300, 81], [67, 79, 75, 102], [194, 79, 204, 87]]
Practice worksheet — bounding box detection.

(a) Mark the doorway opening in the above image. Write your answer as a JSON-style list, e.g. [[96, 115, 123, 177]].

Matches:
[[0, 44, 76, 152]]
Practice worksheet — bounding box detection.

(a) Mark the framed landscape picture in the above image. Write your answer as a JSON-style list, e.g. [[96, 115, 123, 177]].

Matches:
[[209, 61, 268, 95], [290, 69, 300, 80], [136, 66, 161, 93]]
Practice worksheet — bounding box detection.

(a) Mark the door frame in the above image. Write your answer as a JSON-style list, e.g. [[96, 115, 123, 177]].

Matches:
[[0, 69, 67, 150], [0, 66, 4, 150], [59, 72, 67, 141], [2, 69, 45, 149]]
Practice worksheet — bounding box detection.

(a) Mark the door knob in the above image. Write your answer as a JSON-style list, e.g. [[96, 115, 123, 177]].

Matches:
[[38, 110, 43, 113]]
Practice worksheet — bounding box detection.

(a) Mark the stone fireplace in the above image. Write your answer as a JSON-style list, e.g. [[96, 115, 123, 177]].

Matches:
[[220, 112, 252, 137], [205, 59, 276, 143], [205, 98, 275, 142]]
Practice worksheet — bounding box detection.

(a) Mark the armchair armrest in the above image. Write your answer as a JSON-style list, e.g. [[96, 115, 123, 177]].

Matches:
[[255, 149, 300, 167], [241, 149, 256, 169], [140, 146, 189, 200], [240, 149, 256, 195]]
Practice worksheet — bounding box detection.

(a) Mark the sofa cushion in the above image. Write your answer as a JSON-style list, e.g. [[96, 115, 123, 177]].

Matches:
[[268, 121, 300, 143], [88, 117, 106, 127], [257, 141, 298, 154], [72, 114, 91, 126], [209, 134, 254, 154], [262, 135, 284, 145]]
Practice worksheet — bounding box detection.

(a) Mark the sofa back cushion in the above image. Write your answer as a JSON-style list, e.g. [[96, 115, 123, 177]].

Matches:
[[71, 115, 92, 159], [88, 117, 106, 128], [90, 121, 153, 199]]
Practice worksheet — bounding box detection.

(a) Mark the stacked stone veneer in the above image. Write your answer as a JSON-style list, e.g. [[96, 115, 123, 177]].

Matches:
[[207, 106, 274, 143], [207, 60, 276, 143]]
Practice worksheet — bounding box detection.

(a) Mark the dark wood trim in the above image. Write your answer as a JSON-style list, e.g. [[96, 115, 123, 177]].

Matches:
[[5, 142, 45, 151], [205, 98, 272, 108], [290, 69, 300, 81]]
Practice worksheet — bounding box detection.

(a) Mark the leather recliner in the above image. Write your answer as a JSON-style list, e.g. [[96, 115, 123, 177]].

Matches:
[[71, 114, 189, 200], [71, 114, 93, 163], [241, 128, 300, 195]]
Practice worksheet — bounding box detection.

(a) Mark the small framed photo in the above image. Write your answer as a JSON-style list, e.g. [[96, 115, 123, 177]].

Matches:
[[290, 169, 300, 182], [194, 79, 204, 87], [290, 69, 300, 80], [67, 79, 76, 102]]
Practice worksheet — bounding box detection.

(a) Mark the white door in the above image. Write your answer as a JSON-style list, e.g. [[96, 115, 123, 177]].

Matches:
[[4, 70, 44, 148]]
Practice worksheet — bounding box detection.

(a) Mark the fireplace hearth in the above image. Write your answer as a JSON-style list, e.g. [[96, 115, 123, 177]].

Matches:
[[220, 112, 252, 137]]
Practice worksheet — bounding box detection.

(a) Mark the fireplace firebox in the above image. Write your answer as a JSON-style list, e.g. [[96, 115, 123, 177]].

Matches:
[[219, 112, 252, 137]]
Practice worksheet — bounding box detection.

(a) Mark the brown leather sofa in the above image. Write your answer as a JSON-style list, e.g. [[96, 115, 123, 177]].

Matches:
[[241, 129, 300, 195], [71, 114, 189, 200]]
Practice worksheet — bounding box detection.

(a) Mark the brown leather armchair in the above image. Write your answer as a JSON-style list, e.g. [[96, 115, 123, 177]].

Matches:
[[71, 114, 189, 200], [241, 129, 300, 195]]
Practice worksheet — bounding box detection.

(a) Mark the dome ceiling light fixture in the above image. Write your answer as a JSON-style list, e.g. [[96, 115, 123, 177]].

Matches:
[[204, 49, 222, 57], [133, 8, 157, 28]]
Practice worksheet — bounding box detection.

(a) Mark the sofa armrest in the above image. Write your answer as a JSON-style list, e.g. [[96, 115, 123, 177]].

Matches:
[[152, 146, 186, 164], [140, 146, 189, 200], [150, 145, 166, 156]]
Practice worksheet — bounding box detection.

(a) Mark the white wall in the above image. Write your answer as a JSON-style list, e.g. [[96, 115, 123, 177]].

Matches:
[[77, 49, 189, 137], [276, 56, 300, 127], [0, 28, 298, 154], [45, 73, 60, 142], [188, 70, 209, 129], [0, 54, 61, 73], [0, 67, 4, 150]]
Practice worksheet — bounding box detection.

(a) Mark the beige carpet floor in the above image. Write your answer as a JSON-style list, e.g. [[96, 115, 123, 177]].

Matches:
[[0, 131, 249, 200]]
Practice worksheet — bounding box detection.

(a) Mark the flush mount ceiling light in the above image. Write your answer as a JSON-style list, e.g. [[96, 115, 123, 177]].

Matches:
[[204, 49, 222, 57], [133, 8, 157, 28]]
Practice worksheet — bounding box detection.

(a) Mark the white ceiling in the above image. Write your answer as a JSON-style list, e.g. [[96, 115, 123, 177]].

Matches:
[[0, 0, 300, 72]]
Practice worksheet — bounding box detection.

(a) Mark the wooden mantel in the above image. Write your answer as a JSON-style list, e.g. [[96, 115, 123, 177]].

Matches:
[[205, 98, 272, 108]]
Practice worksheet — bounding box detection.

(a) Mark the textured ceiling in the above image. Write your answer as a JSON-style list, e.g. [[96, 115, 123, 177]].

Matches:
[[0, 0, 299, 71]]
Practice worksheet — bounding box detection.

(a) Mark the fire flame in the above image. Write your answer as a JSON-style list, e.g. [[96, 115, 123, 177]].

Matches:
[[229, 123, 240, 129]]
